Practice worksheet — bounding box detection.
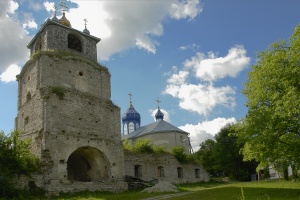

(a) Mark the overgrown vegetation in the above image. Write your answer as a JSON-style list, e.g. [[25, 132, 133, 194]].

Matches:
[[123, 139, 198, 164], [51, 86, 65, 99], [0, 130, 40, 199], [123, 138, 168, 154]]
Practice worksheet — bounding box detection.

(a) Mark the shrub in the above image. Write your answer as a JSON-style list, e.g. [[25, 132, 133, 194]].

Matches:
[[51, 86, 65, 99], [0, 130, 40, 198]]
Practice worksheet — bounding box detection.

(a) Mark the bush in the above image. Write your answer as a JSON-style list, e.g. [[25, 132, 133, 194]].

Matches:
[[123, 139, 168, 154], [0, 130, 40, 198]]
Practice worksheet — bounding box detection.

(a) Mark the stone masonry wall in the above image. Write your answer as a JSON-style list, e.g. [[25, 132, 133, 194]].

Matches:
[[124, 152, 210, 184], [30, 22, 98, 61]]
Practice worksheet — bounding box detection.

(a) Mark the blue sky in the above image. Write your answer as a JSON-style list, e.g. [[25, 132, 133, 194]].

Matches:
[[0, 0, 299, 151]]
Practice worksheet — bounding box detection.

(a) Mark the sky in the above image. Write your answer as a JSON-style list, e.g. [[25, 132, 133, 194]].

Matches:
[[0, 0, 300, 151]]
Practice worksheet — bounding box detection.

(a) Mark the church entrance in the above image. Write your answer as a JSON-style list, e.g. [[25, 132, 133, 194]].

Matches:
[[67, 146, 110, 182]]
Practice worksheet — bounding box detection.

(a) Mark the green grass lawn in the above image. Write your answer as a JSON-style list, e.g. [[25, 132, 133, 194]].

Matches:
[[44, 180, 300, 200]]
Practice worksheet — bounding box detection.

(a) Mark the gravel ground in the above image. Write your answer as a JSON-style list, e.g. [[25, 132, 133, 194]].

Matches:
[[142, 181, 179, 193]]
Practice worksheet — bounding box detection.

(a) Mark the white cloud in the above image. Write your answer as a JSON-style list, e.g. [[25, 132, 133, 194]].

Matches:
[[165, 83, 236, 116], [184, 45, 250, 82], [179, 43, 200, 51], [8, 1, 19, 14], [170, 0, 202, 20], [65, 0, 202, 60], [44, 1, 55, 12], [22, 19, 37, 29], [150, 108, 171, 123], [179, 117, 236, 151], [166, 70, 189, 85], [0, 1, 31, 75], [164, 46, 249, 116], [0, 64, 21, 83]]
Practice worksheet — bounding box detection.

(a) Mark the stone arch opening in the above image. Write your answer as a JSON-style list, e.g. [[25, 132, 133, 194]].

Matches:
[[67, 146, 110, 182], [68, 33, 82, 52]]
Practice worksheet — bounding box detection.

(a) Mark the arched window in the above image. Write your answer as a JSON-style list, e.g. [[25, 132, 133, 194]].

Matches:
[[68, 34, 82, 52], [128, 122, 134, 133]]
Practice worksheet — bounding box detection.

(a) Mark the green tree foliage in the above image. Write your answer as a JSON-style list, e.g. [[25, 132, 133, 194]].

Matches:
[[0, 130, 39, 198], [195, 139, 215, 175], [123, 138, 168, 154], [171, 146, 197, 164], [235, 24, 300, 176], [196, 124, 257, 180]]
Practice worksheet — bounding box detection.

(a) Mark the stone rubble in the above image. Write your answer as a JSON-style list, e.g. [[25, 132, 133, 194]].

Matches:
[[142, 181, 178, 193]]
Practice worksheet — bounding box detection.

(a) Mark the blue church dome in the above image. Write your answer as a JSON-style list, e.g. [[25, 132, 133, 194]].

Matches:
[[122, 102, 141, 123], [155, 107, 164, 121], [122, 94, 141, 136]]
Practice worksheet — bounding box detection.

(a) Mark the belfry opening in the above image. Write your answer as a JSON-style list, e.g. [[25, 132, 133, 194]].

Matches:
[[67, 146, 110, 182]]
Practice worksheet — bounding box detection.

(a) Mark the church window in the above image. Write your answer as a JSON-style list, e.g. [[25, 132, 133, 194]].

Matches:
[[26, 92, 31, 101], [128, 122, 134, 133], [134, 165, 142, 177], [123, 124, 128, 135], [195, 168, 200, 178], [24, 116, 29, 125], [157, 166, 164, 177], [177, 167, 183, 178], [68, 34, 82, 52]]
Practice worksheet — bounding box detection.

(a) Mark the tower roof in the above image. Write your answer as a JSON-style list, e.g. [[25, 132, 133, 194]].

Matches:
[[122, 92, 141, 123], [59, 12, 71, 27], [122, 102, 141, 122], [155, 107, 164, 121], [122, 120, 189, 140], [155, 98, 164, 121]]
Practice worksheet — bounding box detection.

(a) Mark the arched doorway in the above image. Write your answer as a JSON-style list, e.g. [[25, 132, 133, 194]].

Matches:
[[67, 146, 110, 182]]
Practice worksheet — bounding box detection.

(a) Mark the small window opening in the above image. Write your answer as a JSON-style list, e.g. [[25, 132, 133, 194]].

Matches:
[[134, 165, 142, 177], [26, 92, 31, 101], [157, 166, 164, 177], [24, 116, 29, 125], [79, 71, 83, 76], [27, 76, 30, 81], [68, 34, 82, 52], [177, 167, 183, 178]]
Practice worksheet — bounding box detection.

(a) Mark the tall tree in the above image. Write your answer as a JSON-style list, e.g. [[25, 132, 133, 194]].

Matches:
[[236, 24, 300, 174], [196, 124, 257, 180]]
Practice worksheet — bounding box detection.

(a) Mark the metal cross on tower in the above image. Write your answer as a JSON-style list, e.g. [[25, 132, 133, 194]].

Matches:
[[84, 18, 88, 28], [156, 98, 161, 108], [59, 0, 68, 13]]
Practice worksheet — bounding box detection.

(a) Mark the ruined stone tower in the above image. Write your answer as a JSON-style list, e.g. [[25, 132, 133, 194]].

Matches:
[[15, 9, 127, 193]]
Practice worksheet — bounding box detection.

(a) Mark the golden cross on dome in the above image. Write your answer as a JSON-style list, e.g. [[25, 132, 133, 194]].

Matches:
[[59, 0, 68, 13], [156, 98, 161, 108]]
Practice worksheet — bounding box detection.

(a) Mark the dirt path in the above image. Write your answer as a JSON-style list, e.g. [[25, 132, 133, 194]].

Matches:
[[142, 192, 192, 200]]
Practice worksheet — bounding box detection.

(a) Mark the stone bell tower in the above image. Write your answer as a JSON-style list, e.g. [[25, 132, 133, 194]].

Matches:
[[15, 3, 126, 193]]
